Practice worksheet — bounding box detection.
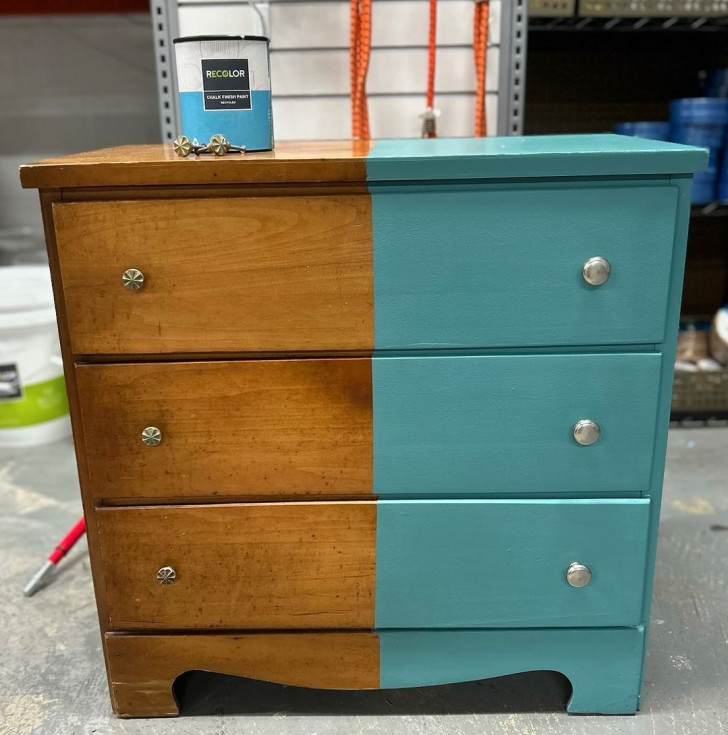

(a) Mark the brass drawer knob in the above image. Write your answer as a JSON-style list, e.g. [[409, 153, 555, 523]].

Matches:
[[566, 562, 592, 588], [582, 257, 611, 286], [157, 566, 177, 585], [141, 426, 162, 446], [122, 268, 145, 291], [573, 419, 600, 446]]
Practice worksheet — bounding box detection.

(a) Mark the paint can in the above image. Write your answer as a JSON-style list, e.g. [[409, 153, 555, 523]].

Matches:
[[173, 35, 273, 151], [0, 266, 70, 447]]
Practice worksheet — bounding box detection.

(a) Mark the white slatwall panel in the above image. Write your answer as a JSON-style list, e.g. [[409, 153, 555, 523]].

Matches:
[[177, 0, 501, 139], [271, 47, 499, 96], [273, 92, 497, 140]]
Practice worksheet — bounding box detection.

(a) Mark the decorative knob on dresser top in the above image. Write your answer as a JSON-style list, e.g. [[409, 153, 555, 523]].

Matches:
[[121, 268, 145, 291], [566, 562, 592, 588], [141, 426, 162, 447], [573, 419, 601, 446], [582, 257, 611, 286], [156, 566, 177, 585]]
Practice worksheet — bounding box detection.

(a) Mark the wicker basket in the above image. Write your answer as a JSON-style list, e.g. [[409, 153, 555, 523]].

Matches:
[[671, 370, 728, 417]]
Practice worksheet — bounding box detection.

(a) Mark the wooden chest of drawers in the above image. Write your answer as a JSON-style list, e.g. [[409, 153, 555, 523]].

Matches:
[[21, 136, 706, 717]]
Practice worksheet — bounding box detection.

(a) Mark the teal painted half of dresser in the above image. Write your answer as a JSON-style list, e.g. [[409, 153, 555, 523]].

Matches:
[[378, 627, 646, 714], [372, 353, 661, 496], [366, 134, 707, 180], [640, 176, 694, 634], [374, 498, 650, 628], [368, 182, 678, 350]]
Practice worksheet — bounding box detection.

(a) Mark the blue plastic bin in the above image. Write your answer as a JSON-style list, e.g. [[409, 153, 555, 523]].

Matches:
[[691, 175, 716, 205], [705, 69, 728, 98], [613, 122, 670, 141], [717, 180, 728, 203], [718, 147, 728, 203], [670, 98, 728, 149]]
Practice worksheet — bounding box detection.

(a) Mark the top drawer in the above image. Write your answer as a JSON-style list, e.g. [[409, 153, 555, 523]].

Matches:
[[53, 196, 374, 355], [53, 184, 679, 355]]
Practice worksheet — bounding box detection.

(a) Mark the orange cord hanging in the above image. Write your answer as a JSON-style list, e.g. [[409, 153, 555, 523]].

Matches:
[[473, 0, 489, 137], [421, 0, 438, 138], [350, 0, 372, 140]]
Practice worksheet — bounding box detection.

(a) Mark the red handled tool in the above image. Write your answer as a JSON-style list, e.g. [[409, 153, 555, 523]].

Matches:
[[23, 516, 86, 597]]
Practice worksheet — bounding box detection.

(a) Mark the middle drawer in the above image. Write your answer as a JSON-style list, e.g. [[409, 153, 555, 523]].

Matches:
[[76, 353, 661, 502]]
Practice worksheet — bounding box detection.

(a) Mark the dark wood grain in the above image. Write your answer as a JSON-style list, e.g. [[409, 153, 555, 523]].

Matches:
[[53, 196, 374, 354], [97, 502, 376, 630], [75, 358, 373, 501], [20, 141, 372, 189], [105, 631, 381, 717]]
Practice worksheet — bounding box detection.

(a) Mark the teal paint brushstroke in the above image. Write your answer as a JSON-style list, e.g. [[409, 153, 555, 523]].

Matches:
[[374, 498, 650, 629], [378, 627, 645, 714], [372, 353, 661, 496]]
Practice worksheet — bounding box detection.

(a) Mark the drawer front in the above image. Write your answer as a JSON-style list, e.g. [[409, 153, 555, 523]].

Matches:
[[97, 502, 376, 630], [76, 359, 373, 501], [373, 352, 662, 496], [97, 499, 648, 630], [376, 499, 651, 628], [53, 197, 373, 355], [78, 353, 660, 501], [371, 184, 678, 348], [55, 186, 679, 356]]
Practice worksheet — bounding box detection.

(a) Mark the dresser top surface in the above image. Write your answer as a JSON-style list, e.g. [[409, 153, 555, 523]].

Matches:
[[20, 135, 706, 190]]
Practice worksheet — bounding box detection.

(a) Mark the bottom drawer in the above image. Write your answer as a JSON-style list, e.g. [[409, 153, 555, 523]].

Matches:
[[96, 498, 650, 630]]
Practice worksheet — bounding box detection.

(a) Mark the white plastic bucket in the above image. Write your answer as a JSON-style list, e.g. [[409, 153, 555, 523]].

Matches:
[[0, 266, 71, 446]]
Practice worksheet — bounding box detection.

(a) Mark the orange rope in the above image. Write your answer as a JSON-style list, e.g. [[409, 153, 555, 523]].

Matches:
[[350, 0, 360, 138], [473, 0, 489, 137], [350, 0, 372, 140], [421, 0, 438, 138], [426, 0, 437, 112]]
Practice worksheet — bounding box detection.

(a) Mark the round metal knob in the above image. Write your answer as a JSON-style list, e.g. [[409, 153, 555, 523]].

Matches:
[[156, 566, 176, 585], [141, 426, 162, 447], [566, 562, 592, 588], [122, 268, 145, 291], [573, 419, 601, 446], [582, 257, 611, 286]]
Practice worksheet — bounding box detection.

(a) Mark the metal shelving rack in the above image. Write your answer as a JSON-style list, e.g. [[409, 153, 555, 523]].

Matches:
[[151, 0, 528, 140], [529, 15, 728, 30], [498, 0, 529, 135], [151, 0, 181, 143]]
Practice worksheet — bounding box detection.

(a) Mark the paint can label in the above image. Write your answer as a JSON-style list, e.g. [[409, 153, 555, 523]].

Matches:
[[201, 59, 252, 110], [0, 363, 22, 401], [174, 36, 273, 151]]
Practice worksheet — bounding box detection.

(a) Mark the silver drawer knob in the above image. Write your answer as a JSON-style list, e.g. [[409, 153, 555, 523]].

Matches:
[[573, 419, 600, 446], [157, 566, 176, 585], [582, 257, 611, 286], [566, 562, 592, 588], [141, 426, 162, 446], [122, 268, 145, 291]]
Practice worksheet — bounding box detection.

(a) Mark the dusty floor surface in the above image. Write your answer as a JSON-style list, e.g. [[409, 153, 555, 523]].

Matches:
[[1, 429, 726, 735]]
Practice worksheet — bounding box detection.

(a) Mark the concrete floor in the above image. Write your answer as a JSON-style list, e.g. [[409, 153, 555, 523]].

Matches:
[[1, 430, 727, 735]]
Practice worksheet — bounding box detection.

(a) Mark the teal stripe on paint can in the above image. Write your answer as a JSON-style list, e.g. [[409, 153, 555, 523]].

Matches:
[[378, 627, 645, 714], [178, 91, 273, 151], [371, 353, 661, 497], [374, 498, 650, 629]]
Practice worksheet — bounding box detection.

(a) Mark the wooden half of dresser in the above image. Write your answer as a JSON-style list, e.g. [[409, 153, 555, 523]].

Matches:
[[20, 137, 706, 718]]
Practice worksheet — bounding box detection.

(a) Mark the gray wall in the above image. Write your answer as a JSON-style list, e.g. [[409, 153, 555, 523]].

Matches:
[[0, 13, 160, 234]]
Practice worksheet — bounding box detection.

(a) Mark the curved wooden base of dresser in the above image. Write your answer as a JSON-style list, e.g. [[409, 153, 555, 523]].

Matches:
[[105, 627, 645, 718]]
